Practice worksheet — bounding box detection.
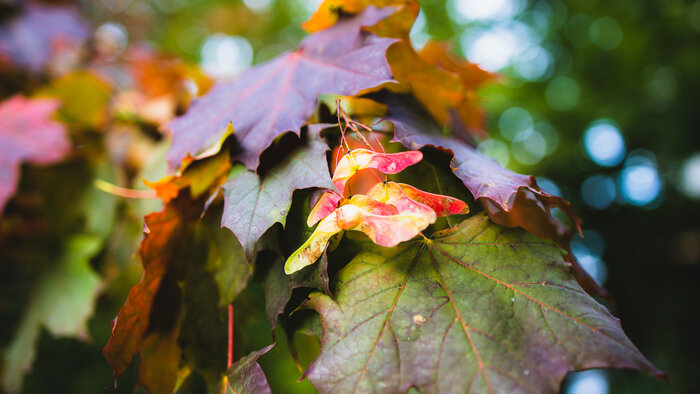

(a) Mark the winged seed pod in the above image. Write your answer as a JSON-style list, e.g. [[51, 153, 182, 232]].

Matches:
[[285, 149, 468, 274]]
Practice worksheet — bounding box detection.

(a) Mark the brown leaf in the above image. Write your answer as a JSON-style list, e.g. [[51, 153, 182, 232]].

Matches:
[[102, 193, 203, 385]]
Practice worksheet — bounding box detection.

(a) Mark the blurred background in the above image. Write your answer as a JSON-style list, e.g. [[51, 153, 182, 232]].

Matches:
[[1, 0, 698, 393]]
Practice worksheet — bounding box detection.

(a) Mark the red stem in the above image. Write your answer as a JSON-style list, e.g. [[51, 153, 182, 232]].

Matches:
[[227, 304, 234, 368]]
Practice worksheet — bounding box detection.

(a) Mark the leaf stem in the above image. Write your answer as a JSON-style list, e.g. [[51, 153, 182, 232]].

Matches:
[[228, 303, 234, 369]]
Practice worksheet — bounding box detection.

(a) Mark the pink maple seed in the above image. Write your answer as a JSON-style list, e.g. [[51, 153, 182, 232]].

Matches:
[[286, 210, 343, 274], [343, 194, 399, 216], [352, 211, 432, 247], [366, 181, 437, 225], [307, 191, 342, 227], [307, 149, 423, 226], [396, 183, 470, 216], [332, 149, 423, 194]]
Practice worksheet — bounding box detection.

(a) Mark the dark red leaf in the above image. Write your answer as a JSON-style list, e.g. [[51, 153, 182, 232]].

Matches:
[[380, 93, 581, 248], [167, 6, 397, 170], [0, 2, 89, 72], [0, 95, 70, 212]]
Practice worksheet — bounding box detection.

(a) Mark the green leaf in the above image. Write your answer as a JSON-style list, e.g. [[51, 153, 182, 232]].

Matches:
[[2, 235, 102, 393], [205, 211, 252, 307], [304, 214, 661, 393], [221, 139, 334, 261], [263, 251, 330, 330], [36, 71, 111, 129]]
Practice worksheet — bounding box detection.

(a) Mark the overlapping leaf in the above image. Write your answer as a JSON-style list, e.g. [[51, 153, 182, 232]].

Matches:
[[302, 1, 490, 136], [168, 7, 397, 170], [264, 252, 331, 330], [0, 2, 89, 72], [379, 93, 581, 248], [221, 139, 334, 262], [103, 194, 202, 386], [303, 0, 418, 38], [386, 42, 489, 138], [224, 344, 275, 394], [304, 214, 661, 393], [0, 95, 70, 213]]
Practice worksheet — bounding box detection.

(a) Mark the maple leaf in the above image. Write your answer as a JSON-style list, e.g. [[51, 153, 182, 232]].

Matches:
[[303, 214, 662, 393], [418, 41, 496, 91], [0, 2, 89, 72], [302, 1, 489, 136], [168, 7, 398, 170], [221, 139, 335, 262], [0, 95, 70, 213], [265, 251, 331, 329], [2, 235, 102, 394], [386, 42, 488, 137]]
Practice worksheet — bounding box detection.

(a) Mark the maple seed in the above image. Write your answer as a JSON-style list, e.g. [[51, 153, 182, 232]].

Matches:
[[288, 149, 470, 275], [307, 149, 423, 226]]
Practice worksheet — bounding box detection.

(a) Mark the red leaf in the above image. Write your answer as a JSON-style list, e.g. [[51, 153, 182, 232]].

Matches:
[[0, 95, 70, 212], [0, 2, 89, 72], [168, 7, 398, 170]]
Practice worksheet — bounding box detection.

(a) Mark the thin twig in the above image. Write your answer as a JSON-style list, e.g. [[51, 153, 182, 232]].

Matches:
[[227, 304, 234, 369], [94, 179, 158, 199]]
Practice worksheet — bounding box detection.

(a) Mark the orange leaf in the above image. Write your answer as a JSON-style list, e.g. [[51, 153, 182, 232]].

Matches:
[[303, 0, 418, 37], [387, 41, 488, 136]]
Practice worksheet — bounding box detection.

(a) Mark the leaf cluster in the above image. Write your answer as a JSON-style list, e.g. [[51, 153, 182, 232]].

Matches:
[[0, 1, 664, 393]]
